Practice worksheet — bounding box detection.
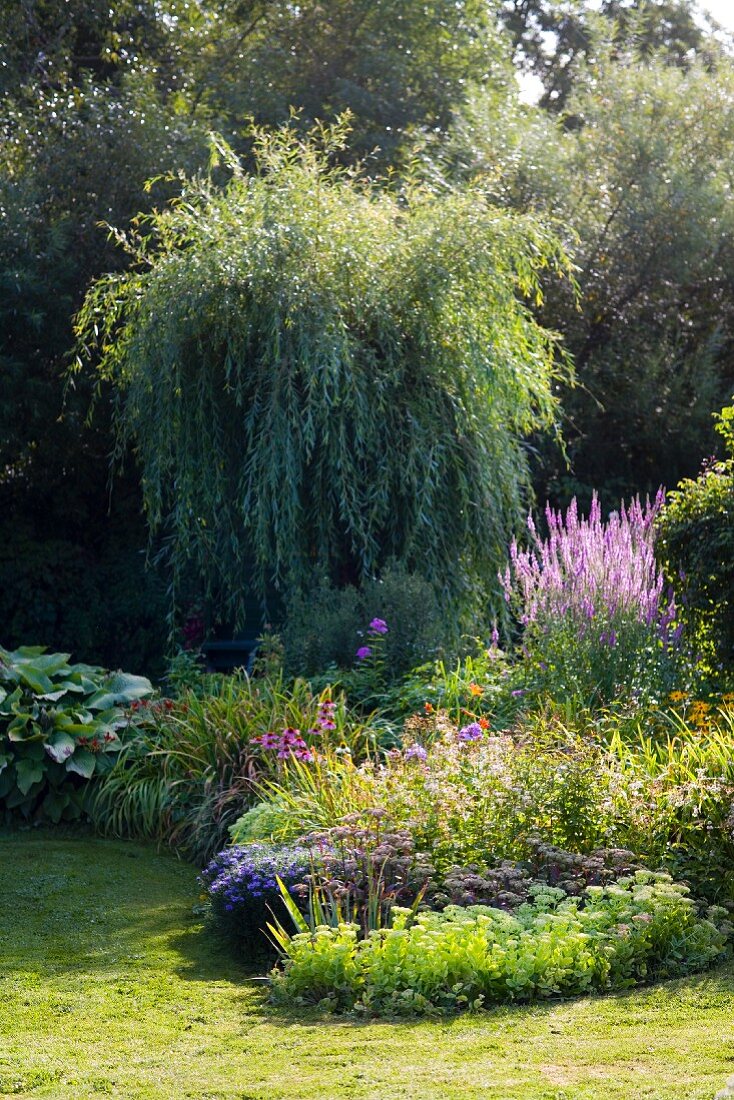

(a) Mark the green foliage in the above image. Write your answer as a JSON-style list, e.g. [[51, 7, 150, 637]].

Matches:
[[0, 645, 153, 821], [252, 699, 734, 901], [608, 707, 734, 900], [281, 564, 449, 682], [248, 716, 619, 868], [88, 672, 380, 862], [270, 872, 731, 1015], [0, 68, 207, 674], [371, 641, 521, 729], [657, 404, 734, 672], [175, 0, 506, 163], [502, 0, 727, 113], [445, 55, 734, 505], [76, 119, 571, 627]]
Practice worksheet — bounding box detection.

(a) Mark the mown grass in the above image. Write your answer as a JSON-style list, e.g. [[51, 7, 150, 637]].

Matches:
[[1, 830, 734, 1099]]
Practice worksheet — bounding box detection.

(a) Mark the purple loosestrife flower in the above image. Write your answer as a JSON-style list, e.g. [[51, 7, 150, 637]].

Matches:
[[458, 722, 483, 742], [356, 646, 372, 661], [368, 618, 389, 635], [500, 490, 673, 643]]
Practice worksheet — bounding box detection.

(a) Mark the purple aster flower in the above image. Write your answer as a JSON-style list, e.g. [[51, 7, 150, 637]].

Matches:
[[356, 646, 372, 661], [404, 743, 428, 762], [458, 722, 483, 742], [368, 618, 388, 635]]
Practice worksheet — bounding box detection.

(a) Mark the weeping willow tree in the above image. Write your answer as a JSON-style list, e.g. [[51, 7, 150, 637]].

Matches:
[[75, 119, 572, 626]]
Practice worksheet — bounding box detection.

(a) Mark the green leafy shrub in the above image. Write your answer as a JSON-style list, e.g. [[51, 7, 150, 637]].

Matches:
[[270, 872, 731, 1016], [281, 565, 450, 682], [0, 645, 153, 822], [657, 404, 734, 675], [76, 117, 571, 629]]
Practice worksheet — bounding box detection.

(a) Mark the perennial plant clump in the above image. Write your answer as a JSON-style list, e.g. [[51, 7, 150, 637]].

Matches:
[[0, 644, 153, 822], [200, 842, 311, 953], [270, 872, 732, 1016], [296, 811, 436, 934], [501, 493, 682, 706]]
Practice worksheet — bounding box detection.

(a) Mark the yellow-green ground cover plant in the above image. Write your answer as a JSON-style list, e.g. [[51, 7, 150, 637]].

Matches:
[[269, 872, 731, 1016]]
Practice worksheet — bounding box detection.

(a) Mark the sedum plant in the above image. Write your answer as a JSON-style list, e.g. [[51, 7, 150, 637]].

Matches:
[[270, 872, 731, 1016], [0, 645, 153, 822]]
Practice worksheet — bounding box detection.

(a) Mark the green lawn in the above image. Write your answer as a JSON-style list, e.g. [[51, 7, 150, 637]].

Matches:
[[2, 832, 734, 1100]]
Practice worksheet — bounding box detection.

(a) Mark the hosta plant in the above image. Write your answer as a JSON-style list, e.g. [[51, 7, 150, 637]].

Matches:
[[0, 645, 153, 822]]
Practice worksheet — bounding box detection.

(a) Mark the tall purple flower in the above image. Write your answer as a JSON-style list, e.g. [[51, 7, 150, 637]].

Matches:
[[356, 646, 372, 661], [368, 618, 389, 635], [500, 491, 673, 641]]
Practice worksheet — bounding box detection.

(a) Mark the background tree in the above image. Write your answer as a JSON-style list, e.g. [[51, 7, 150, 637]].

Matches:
[[443, 51, 734, 505], [501, 0, 728, 111]]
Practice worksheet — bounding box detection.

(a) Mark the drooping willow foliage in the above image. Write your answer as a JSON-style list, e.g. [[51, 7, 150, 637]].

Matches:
[[75, 119, 572, 626]]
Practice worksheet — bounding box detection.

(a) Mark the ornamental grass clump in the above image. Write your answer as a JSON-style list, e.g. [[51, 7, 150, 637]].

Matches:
[[501, 492, 682, 706], [270, 872, 731, 1016]]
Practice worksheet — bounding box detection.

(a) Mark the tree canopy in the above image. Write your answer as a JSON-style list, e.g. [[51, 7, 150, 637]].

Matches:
[[75, 122, 572, 624]]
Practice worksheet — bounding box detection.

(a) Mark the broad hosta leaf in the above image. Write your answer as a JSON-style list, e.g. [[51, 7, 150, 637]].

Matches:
[[16, 668, 54, 695], [0, 687, 24, 715], [66, 749, 97, 779], [85, 673, 154, 711], [45, 732, 76, 764], [42, 680, 85, 697], [15, 757, 46, 796], [7, 716, 43, 742]]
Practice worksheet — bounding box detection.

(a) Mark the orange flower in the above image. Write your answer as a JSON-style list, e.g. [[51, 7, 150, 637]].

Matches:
[[468, 683, 484, 697], [424, 702, 434, 714], [478, 717, 490, 730]]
